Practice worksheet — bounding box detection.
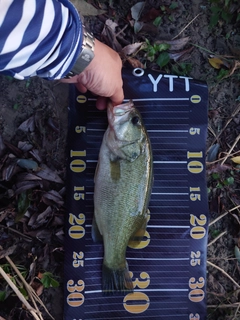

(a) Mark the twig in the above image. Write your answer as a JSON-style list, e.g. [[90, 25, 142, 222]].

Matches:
[[5, 255, 54, 320], [207, 231, 227, 247], [0, 266, 41, 320], [207, 261, 240, 289], [208, 303, 240, 308], [172, 13, 202, 40], [209, 204, 240, 226], [206, 150, 240, 165], [221, 133, 240, 165], [233, 303, 240, 319]]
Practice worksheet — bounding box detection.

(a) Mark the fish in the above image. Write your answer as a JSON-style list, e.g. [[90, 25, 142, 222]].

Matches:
[[92, 100, 153, 293]]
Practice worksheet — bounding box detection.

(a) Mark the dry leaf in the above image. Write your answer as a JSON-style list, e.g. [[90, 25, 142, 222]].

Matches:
[[18, 116, 35, 132], [142, 8, 162, 22], [122, 42, 143, 56], [36, 164, 63, 184], [70, 0, 106, 16], [156, 37, 190, 51], [14, 180, 42, 195], [169, 47, 193, 61], [36, 206, 52, 225], [127, 57, 145, 69], [131, 2, 145, 21], [208, 57, 225, 69], [42, 190, 64, 206], [18, 141, 33, 152], [231, 156, 240, 164]]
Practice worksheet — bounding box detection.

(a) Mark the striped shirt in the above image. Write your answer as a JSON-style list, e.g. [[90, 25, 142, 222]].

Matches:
[[0, 0, 83, 80]]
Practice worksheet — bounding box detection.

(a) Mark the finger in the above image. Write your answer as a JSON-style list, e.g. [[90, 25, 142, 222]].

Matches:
[[96, 96, 108, 110], [76, 82, 87, 93], [110, 88, 124, 107]]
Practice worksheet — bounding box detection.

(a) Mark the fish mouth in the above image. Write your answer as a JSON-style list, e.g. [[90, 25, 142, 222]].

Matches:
[[107, 100, 134, 126]]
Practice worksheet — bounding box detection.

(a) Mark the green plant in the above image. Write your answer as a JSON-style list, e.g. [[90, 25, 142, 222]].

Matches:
[[209, 0, 240, 28], [143, 39, 171, 68], [40, 272, 59, 288]]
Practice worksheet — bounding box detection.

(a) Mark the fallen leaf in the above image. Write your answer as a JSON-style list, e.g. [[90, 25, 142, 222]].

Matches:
[[208, 57, 225, 69], [156, 37, 190, 51], [18, 141, 33, 152], [207, 143, 220, 162], [101, 19, 122, 52], [231, 156, 240, 164], [70, 0, 106, 16], [3, 141, 22, 157], [169, 47, 193, 61], [36, 164, 63, 184], [131, 2, 145, 21], [122, 42, 143, 55], [126, 57, 145, 69], [14, 180, 42, 195], [18, 116, 35, 132], [207, 163, 231, 174], [30, 277, 44, 296], [17, 158, 39, 171], [134, 21, 144, 33], [42, 190, 64, 207], [36, 206, 52, 225], [29, 149, 42, 163], [142, 8, 162, 22]]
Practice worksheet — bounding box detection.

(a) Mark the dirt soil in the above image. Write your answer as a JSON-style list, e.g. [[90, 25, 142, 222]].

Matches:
[[0, 0, 240, 319]]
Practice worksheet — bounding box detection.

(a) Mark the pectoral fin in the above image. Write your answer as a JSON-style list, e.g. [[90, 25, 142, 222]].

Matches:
[[110, 159, 121, 181], [128, 214, 148, 248]]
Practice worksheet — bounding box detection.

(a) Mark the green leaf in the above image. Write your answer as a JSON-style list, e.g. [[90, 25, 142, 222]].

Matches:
[[209, 13, 219, 28], [0, 291, 6, 301], [16, 190, 31, 222], [50, 278, 59, 288], [13, 103, 19, 110], [153, 16, 162, 27], [224, 176, 234, 185], [217, 69, 229, 80], [169, 2, 178, 9], [157, 43, 171, 52], [19, 287, 28, 298], [212, 172, 220, 180], [156, 52, 170, 68], [41, 272, 59, 288], [221, 10, 231, 22]]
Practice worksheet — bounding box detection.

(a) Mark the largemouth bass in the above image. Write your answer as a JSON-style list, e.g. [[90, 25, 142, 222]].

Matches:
[[92, 100, 153, 293]]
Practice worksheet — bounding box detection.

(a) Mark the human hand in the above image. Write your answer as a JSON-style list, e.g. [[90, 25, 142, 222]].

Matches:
[[63, 39, 124, 110]]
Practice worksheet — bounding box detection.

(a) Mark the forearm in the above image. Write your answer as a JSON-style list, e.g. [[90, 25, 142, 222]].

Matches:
[[0, 0, 82, 80]]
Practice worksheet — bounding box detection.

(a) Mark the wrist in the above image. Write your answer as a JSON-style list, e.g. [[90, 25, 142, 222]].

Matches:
[[64, 27, 95, 79]]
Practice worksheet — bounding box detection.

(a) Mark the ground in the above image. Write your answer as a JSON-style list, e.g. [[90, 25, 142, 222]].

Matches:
[[0, 0, 240, 319]]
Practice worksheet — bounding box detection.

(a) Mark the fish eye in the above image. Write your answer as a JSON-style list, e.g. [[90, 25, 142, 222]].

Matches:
[[131, 116, 139, 125]]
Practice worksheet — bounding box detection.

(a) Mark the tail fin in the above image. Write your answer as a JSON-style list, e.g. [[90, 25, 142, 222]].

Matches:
[[102, 263, 133, 294]]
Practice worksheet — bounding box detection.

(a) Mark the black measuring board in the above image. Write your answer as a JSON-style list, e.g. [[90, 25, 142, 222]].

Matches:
[[64, 68, 209, 320]]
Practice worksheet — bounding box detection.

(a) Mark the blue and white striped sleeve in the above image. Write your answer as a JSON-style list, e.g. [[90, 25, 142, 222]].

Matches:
[[0, 0, 83, 80]]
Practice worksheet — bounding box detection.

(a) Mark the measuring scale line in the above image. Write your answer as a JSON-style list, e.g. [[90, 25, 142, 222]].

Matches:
[[84, 224, 190, 229], [87, 97, 190, 102], [84, 288, 188, 295]]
